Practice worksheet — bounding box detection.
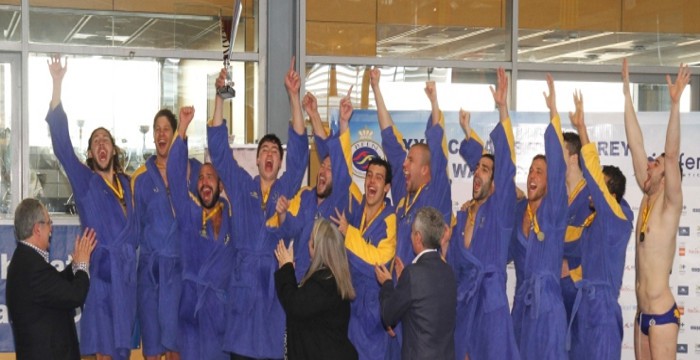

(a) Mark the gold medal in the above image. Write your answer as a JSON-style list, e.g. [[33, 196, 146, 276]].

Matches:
[[200, 227, 207, 237], [537, 231, 545, 241]]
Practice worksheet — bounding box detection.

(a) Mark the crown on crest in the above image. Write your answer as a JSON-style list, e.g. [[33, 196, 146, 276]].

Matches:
[[358, 127, 373, 140]]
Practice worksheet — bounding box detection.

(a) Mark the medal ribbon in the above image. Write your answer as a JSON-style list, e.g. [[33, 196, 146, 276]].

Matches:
[[360, 203, 386, 234], [403, 184, 426, 215], [202, 202, 224, 233], [526, 203, 542, 238]]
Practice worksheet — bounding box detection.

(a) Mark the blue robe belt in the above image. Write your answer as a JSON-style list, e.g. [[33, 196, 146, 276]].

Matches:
[[516, 272, 559, 320], [183, 273, 227, 317], [141, 250, 179, 286], [566, 279, 611, 350]]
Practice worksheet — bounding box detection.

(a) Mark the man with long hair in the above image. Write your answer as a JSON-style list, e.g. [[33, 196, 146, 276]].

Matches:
[[46, 55, 138, 360], [624, 59, 689, 359]]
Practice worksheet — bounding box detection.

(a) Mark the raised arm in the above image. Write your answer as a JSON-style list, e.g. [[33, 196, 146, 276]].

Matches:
[[621, 59, 649, 189], [48, 55, 67, 110], [543, 73, 558, 122], [285, 56, 305, 135], [491, 67, 510, 123], [458, 109, 484, 171], [370, 68, 394, 130], [304, 92, 327, 140], [663, 64, 690, 209], [211, 68, 227, 127], [46, 55, 91, 190], [424, 81, 441, 127], [544, 73, 566, 159], [569, 90, 589, 145]]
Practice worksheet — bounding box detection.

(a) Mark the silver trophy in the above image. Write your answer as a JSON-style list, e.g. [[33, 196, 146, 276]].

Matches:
[[217, 0, 243, 99]]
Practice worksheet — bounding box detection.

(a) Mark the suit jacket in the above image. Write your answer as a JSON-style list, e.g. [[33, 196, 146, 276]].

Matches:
[[275, 263, 358, 360], [380, 250, 457, 360], [6, 243, 90, 360]]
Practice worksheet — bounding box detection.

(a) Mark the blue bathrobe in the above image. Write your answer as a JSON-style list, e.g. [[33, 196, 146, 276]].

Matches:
[[47, 104, 137, 360], [561, 179, 593, 320], [329, 129, 397, 360], [510, 116, 568, 360], [567, 143, 633, 360], [207, 122, 308, 359], [380, 113, 451, 359], [132, 155, 200, 355], [447, 119, 520, 360], [274, 131, 351, 282], [168, 136, 234, 360]]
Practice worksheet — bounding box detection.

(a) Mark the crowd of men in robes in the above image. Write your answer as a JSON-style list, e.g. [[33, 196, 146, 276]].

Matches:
[[34, 55, 690, 360]]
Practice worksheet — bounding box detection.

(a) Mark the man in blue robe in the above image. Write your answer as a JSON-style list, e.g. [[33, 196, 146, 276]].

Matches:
[[321, 93, 397, 360], [46, 55, 137, 360], [207, 60, 308, 360], [131, 108, 201, 359], [446, 68, 520, 360], [566, 91, 633, 360], [370, 68, 451, 359], [510, 75, 568, 360], [168, 107, 234, 360], [560, 129, 593, 321]]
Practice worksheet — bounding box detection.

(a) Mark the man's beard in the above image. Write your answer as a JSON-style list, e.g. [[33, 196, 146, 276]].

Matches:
[[94, 157, 114, 172], [199, 187, 221, 209], [316, 184, 332, 199]]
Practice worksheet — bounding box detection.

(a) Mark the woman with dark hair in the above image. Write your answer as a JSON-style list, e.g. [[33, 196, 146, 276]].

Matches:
[[274, 218, 358, 360]]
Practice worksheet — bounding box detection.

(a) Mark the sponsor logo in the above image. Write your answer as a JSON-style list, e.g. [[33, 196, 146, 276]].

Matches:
[[692, 267, 700, 273], [351, 128, 385, 178], [677, 344, 688, 354], [622, 304, 638, 312], [695, 344, 700, 354], [693, 208, 700, 213], [688, 248, 700, 255], [679, 227, 690, 236], [679, 243, 686, 256], [696, 285, 700, 296], [679, 263, 687, 275], [678, 286, 689, 296], [620, 284, 635, 293], [678, 303, 685, 315], [686, 307, 700, 314], [679, 322, 685, 333], [624, 264, 635, 272], [690, 325, 700, 331]]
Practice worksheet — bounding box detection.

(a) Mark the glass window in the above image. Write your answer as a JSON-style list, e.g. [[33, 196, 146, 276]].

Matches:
[[28, 0, 258, 52], [517, 79, 691, 112], [306, 0, 508, 61], [28, 54, 255, 215], [0, 61, 13, 215], [518, 0, 700, 65], [305, 64, 497, 124], [0, 0, 21, 42]]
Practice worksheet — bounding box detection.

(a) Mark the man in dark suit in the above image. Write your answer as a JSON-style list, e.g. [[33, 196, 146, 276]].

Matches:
[[375, 206, 457, 360], [6, 198, 96, 360]]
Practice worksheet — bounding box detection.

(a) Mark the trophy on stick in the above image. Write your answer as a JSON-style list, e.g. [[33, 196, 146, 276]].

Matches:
[[217, 0, 243, 99]]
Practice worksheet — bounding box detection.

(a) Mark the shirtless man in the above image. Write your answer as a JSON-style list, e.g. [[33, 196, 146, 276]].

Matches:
[[623, 59, 690, 359]]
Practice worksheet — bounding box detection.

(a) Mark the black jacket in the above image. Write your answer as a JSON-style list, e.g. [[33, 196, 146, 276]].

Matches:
[[275, 263, 358, 360], [6, 243, 90, 360], [380, 250, 457, 360]]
